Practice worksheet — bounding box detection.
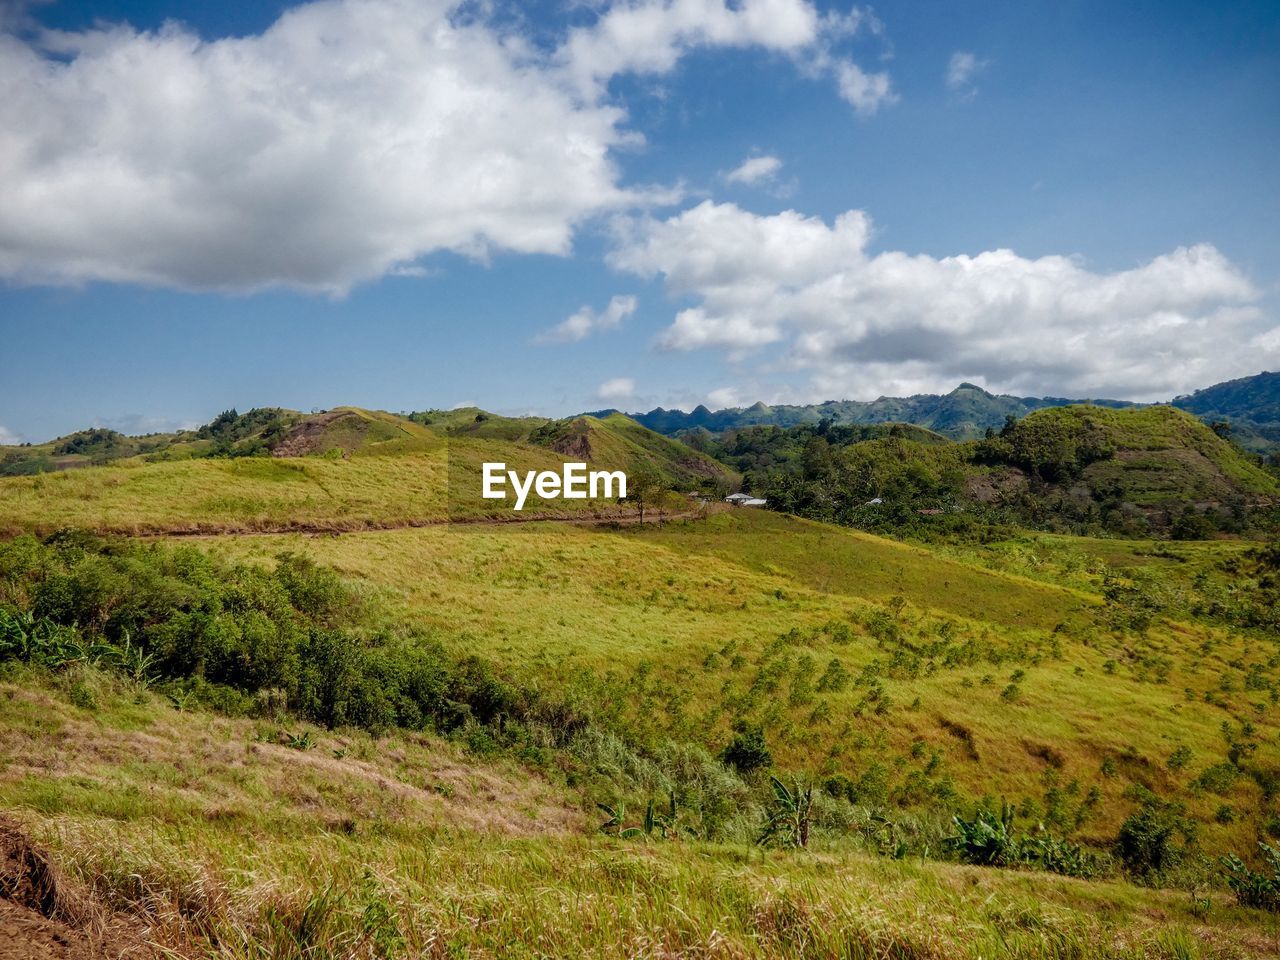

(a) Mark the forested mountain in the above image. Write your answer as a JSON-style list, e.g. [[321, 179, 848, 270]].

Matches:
[[591, 382, 1137, 441], [1173, 371, 1280, 455]]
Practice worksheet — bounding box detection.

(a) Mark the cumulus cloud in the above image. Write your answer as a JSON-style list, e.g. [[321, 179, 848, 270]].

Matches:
[[725, 154, 782, 186], [595, 376, 637, 402], [0, 0, 640, 293], [0, 0, 893, 294], [0, 423, 23, 445], [946, 50, 988, 98], [609, 201, 1275, 400], [536, 294, 637, 343]]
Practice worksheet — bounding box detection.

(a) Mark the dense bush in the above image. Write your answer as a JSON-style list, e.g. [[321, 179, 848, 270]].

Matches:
[[0, 532, 546, 740], [947, 803, 1102, 878], [948, 804, 1020, 866], [196, 407, 296, 457], [1116, 797, 1196, 877], [720, 723, 772, 774]]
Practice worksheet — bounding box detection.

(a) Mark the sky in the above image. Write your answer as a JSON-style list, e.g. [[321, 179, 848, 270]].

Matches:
[[1, 0, 1278, 443]]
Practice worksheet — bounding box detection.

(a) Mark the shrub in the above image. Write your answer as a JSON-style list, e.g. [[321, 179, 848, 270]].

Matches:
[[721, 723, 772, 774], [948, 802, 1101, 878], [948, 803, 1019, 866], [1221, 843, 1280, 911], [1116, 800, 1194, 876]]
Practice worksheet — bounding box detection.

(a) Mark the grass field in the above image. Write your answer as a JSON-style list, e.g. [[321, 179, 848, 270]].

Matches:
[[1, 440, 1279, 958], [3, 669, 1277, 959], [199, 510, 1279, 853], [0, 438, 671, 536]]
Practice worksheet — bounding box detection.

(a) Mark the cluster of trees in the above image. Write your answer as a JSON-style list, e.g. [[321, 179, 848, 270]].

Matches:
[[52, 427, 135, 460], [0, 531, 556, 738], [682, 412, 1275, 541], [195, 407, 297, 457], [972, 413, 1115, 483]]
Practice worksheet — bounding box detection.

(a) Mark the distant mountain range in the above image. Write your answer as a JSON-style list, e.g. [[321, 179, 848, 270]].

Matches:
[[589, 371, 1280, 453], [1171, 371, 1280, 455]]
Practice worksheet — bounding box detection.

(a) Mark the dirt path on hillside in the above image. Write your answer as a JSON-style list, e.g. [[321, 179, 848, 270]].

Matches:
[[2, 505, 727, 541], [162, 505, 715, 538]]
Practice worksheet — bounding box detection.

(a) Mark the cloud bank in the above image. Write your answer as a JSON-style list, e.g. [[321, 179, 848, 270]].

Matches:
[[609, 201, 1275, 401], [0, 0, 887, 294]]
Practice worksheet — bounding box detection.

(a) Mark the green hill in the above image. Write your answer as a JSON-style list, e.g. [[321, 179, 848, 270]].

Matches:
[[973, 405, 1277, 514], [739, 405, 1277, 538], [0, 407, 734, 535], [529, 413, 735, 490]]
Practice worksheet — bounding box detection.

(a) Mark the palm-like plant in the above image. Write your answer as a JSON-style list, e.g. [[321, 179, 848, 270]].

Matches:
[[757, 776, 813, 849]]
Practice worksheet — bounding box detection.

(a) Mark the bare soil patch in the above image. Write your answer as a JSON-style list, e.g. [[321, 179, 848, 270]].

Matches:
[[0, 818, 152, 960]]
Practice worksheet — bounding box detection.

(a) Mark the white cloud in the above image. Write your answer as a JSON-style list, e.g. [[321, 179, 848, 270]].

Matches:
[[705, 386, 743, 408], [595, 376, 637, 403], [0, 0, 637, 293], [946, 50, 988, 98], [609, 200, 1275, 401], [558, 0, 822, 98], [0, 0, 894, 294], [0, 423, 22, 445], [725, 154, 782, 186], [835, 60, 896, 116], [536, 294, 637, 343]]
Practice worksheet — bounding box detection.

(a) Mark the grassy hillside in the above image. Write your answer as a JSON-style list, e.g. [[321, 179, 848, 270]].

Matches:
[[530, 413, 736, 489], [0, 410, 734, 535], [972, 406, 1277, 537], [200, 511, 1279, 854], [3, 403, 1280, 957], [5, 671, 1272, 958], [3, 521, 1280, 957]]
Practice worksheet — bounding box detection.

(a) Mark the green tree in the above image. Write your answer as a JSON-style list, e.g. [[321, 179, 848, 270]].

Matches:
[[626, 462, 663, 524]]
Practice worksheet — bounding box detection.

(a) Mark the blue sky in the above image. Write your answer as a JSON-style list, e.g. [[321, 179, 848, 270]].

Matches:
[[1, 0, 1278, 443]]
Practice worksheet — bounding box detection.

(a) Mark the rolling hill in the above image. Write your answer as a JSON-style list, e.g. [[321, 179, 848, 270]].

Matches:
[[2, 396, 1280, 957], [0, 407, 735, 536], [971, 404, 1278, 510]]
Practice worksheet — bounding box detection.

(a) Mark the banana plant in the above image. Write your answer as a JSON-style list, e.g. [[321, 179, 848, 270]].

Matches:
[[757, 776, 814, 849], [114, 631, 158, 686], [597, 801, 641, 839]]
